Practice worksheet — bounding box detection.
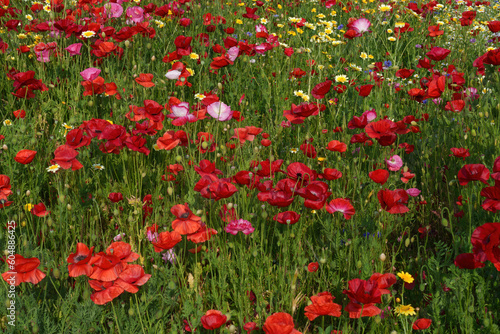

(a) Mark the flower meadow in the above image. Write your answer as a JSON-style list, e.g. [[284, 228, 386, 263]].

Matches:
[[1, 0, 500, 332]]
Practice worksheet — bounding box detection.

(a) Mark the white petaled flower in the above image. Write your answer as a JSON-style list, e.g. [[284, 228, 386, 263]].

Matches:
[[379, 4, 391, 11], [335, 75, 348, 83], [388, 37, 396, 42], [47, 164, 61, 173], [3, 119, 12, 126], [93, 164, 105, 170], [195, 93, 206, 100], [260, 18, 268, 24], [294, 90, 304, 97], [82, 30, 96, 38]]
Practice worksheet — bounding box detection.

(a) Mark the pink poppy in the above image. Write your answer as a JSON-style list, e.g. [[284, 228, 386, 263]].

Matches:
[[207, 101, 233, 121], [225, 219, 255, 235], [126, 6, 144, 23], [65, 43, 82, 56], [104, 2, 123, 18], [168, 102, 197, 126], [350, 18, 371, 36], [165, 70, 181, 80], [385, 155, 403, 171], [80, 68, 101, 81], [227, 46, 240, 62]]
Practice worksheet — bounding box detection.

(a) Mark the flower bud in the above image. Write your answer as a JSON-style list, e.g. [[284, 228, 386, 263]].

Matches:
[[379, 253, 386, 261]]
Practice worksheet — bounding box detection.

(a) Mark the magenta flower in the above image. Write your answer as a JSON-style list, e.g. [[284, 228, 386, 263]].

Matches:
[[146, 230, 158, 242], [168, 102, 197, 126], [104, 2, 123, 18], [65, 43, 82, 56], [126, 6, 144, 23], [80, 67, 101, 81], [225, 219, 255, 235], [385, 155, 403, 172], [406, 188, 421, 197], [36, 49, 51, 63], [207, 101, 233, 121], [227, 46, 240, 62]]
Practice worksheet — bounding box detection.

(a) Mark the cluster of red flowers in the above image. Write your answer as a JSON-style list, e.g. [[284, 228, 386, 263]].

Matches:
[[454, 222, 500, 270], [67, 242, 151, 305]]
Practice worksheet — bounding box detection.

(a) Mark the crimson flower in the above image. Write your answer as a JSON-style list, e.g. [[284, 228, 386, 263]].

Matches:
[[171, 203, 202, 235], [31, 202, 50, 217], [458, 164, 490, 186], [377, 189, 409, 214], [151, 231, 182, 252], [343, 278, 382, 318], [412, 318, 432, 330], [14, 149, 37, 164], [1, 255, 46, 286], [273, 211, 301, 225], [67, 243, 94, 277], [201, 310, 227, 330]]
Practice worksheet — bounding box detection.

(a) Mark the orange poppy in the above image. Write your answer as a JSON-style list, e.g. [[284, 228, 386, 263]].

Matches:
[[115, 264, 151, 293], [67, 243, 94, 277], [89, 280, 124, 305], [2, 255, 46, 286], [171, 203, 202, 235]]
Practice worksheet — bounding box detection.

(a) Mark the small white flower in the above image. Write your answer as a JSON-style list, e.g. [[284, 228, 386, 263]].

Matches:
[[47, 164, 61, 173], [3, 119, 12, 126], [81, 30, 96, 38], [93, 164, 105, 170]]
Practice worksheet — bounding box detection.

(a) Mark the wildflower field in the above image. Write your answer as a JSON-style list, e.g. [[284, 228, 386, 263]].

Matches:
[[1, 0, 500, 332]]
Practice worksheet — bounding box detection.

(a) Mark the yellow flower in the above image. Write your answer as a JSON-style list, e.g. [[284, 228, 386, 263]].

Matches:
[[82, 31, 96, 38], [189, 53, 199, 60], [235, 19, 243, 25], [335, 75, 348, 83], [3, 119, 12, 126], [47, 164, 61, 173], [24, 203, 34, 211], [388, 37, 396, 42], [360, 52, 368, 59], [379, 4, 391, 11], [395, 304, 416, 316], [317, 157, 326, 162], [288, 31, 296, 36], [397, 271, 414, 283]]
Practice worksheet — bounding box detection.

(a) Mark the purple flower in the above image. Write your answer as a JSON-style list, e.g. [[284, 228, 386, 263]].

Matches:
[[225, 219, 255, 235], [406, 188, 421, 197], [113, 233, 125, 241], [162, 249, 177, 264]]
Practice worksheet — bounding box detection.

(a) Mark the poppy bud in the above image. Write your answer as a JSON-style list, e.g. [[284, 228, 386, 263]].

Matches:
[[67, 204, 72, 211], [26, 190, 31, 196], [441, 218, 448, 227], [128, 308, 135, 316], [2, 144, 7, 150], [124, 40, 130, 48], [88, 101, 94, 107], [151, 56, 156, 61], [167, 187, 174, 196], [146, 43, 151, 49], [53, 268, 60, 279], [379, 253, 386, 261], [218, 83, 222, 90], [405, 238, 410, 247]]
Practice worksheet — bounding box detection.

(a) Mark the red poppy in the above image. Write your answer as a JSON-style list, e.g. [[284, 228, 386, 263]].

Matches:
[[426, 76, 446, 98], [67, 243, 94, 277], [89, 252, 126, 282], [108, 192, 123, 203], [395, 68, 415, 79], [187, 225, 218, 243], [343, 278, 382, 318], [426, 47, 451, 61], [2, 255, 46, 286], [296, 181, 331, 210], [369, 273, 396, 294], [325, 198, 355, 220], [470, 222, 500, 269], [299, 143, 317, 158], [106, 242, 139, 263], [50, 145, 83, 170], [201, 310, 227, 330], [365, 119, 397, 140], [307, 262, 319, 272], [286, 162, 316, 184], [377, 189, 409, 214], [457, 164, 490, 186], [321, 168, 342, 181], [30, 202, 50, 217], [115, 264, 151, 293], [454, 253, 485, 269], [311, 80, 332, 99], [273, 211, 301, 225], [14, 149, 36, 164], [66, 129, 91, 148], [13, 109, 26, 119], [156, 131, 181, 150], [244, 322, 259, 333], [0, 175, 12, 199], [480, 186, 500, 213], [326, 140, 347, 153], [151, 231, 182, 252], [133, 73, 155, 88], [412, 318, 432, 330], [263, 312, 296, 334], [255, 159, 284, 177], [200, 180, 238, 201], [427, 24, 444, 37], [369, 169, 390, 185], [89, 280, 124, 305], [283, 103, 319, 124], [304, 291, 341, 321], [355, 84, 374, 97], [242, 6, 259, 20], [450, 148, 470, 160], [487, 21, 500, 33]]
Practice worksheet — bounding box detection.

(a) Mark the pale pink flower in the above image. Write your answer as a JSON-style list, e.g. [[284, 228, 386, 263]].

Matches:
[[362, 108, 377, 121], [385, 155, 403, 171], [36, 50, 51, 63], [165, 70, 181, 80], [168, 102, 197, 126], [227, 46, 240, 62], [207, 101, 233, 121], [80, 67, 101, 81], [351, 18, 372, 35], [65, 43, 82, 56], [225, 219, 255, 235]]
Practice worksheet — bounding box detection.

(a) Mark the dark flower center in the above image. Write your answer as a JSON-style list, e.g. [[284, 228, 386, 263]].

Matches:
[[180, 212, 190, 219], [74, 255, 86, 263]]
